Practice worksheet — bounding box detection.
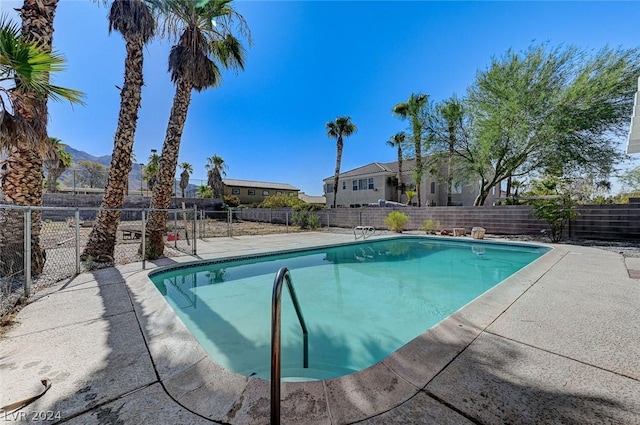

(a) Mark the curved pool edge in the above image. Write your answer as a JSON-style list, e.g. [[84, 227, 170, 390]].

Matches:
[[125, 235, 564, 425]]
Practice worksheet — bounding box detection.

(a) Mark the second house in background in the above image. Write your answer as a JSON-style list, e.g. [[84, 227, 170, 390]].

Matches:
[[323, 160, 500, 208], [223, 179, 299, 205]]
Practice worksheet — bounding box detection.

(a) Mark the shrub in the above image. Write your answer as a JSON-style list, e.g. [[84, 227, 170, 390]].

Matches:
[[419, 219, 434, 234], [525, 175, 578, 242], [384, 211, 409, 233], [293, 203, 324, 212], [293, 210, 322, 229], [530, 196, 577, 242], [260, 194, 306, 209], [223, 194, 240, 208]]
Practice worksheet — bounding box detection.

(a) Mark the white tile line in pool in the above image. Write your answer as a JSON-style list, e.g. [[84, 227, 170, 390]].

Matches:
[[123, 235, 561, 425]]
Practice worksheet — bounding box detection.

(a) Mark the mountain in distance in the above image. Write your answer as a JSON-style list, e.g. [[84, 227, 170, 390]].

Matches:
[[57, 145, 145, 191], [55, 145, 199, 195]]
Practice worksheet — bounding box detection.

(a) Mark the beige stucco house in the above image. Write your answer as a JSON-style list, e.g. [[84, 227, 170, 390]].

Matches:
[[223, 179, 299, 205], [323, 160, 499, 208]]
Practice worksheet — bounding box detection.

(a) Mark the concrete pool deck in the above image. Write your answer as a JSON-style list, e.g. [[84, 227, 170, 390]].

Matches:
[[1, 232, 639, 424]]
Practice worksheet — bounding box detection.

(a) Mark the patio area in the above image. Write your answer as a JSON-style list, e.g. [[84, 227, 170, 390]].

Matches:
[[1, 232, 639, 424]]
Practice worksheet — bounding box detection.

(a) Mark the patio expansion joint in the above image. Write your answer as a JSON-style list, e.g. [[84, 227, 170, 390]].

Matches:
[[420, 390, 485, 425], [483, 330, 640, 384], [391, 248, 572, 421], [55, 382, 160, 425], [123, 282, 224, 425]]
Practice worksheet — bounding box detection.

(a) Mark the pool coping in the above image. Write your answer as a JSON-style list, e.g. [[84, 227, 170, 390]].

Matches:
[[125, 235, 563, 424]]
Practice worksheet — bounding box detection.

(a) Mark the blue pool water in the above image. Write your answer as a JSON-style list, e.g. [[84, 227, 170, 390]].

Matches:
[[150, 237, 548, 381]]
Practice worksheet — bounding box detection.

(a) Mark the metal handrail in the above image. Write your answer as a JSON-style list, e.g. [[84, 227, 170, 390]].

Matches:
[[271, 267, 309, 424]]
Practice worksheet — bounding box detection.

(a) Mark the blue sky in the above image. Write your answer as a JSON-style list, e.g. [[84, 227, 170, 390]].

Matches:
[[2, 1, 639, 195]]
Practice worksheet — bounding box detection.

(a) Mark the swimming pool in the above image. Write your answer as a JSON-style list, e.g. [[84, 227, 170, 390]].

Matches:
[[150, 237, 548, 381]]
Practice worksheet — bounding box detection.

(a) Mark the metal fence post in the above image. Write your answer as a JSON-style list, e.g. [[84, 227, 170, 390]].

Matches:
[[173, 210, 178, 249], [285, 211, 289, 233], [75, 208, 80, 274], [193, 205, 197, 255], [141, 209, 146, 270], [24, 207, 32, 297]]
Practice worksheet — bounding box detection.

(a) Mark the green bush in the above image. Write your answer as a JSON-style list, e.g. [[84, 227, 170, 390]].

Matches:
[[525, 175, 578, 242], [420, 219, 434, 234], [223, 194, 240, 208], [260, 194, 306, 208], [530, 196, 577, 242], [293, 210, 321, 229], [384, 211, 409, 233], [293, 203, 324, 212]]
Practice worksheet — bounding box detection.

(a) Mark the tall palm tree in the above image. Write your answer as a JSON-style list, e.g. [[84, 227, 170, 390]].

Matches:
[[4, 0, 61, 274], [178, 162, 193, 197], [386, 132, 406, 203], [44, 137, 72, 193], [392, 93, 428, 207], [82, 0, 155, 262], [436, 97, 464, 206], [205, 155, 226, 198], [0, 15, 83, 275], [326, 116, 357, 209], [145, 0, 249, 259]]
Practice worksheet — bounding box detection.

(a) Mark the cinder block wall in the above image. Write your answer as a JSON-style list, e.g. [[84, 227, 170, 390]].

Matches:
[[37, 196, 640, 240], [238, 205, 640, 240]]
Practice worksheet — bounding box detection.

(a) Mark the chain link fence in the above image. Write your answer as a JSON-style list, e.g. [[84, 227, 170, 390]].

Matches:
[[0, 205, 199, 318], [1, 204, 328, 318]]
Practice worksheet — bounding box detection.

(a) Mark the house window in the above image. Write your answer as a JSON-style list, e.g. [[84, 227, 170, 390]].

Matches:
[[248, 189, 256, 195], [262, 190, 269, 196], [276, 191, 282, 195], [368, 178, 374, 190], [352, 180, 358, 191], [358, 179, 367, 190], [452, 183, 462, 194], [430, 182, 436, 194], [342, 181, 346, 190], [232, 188, 240, 195], [326, 183, 334, 193]]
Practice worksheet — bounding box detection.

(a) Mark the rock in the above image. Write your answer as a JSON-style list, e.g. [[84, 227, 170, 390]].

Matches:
[[453, 227, 466, 237], [471, 227, 486, 239]]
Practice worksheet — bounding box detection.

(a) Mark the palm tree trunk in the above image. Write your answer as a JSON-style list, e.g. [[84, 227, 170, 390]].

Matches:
[[396, 147, 402, 203], [0, 0, 60, 275], [447, 130, 455, 206], [82, 34, 145, 262], [0, 146, 46, 275], [146, 79, 192, 259], [332, 137, 343, 208]]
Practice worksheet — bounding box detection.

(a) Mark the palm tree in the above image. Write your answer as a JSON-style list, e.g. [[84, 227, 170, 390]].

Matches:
[[436, 97, 464, 206], [326, 116, 357, 209], [392, 93, 428, 207], [386, 132, 406, 203], [143, 150, 161, 191], [44, 137, 72, 193], [178, 162, 193, 197], [0, 15, 83, 275], [196, 184, 212, 198], [205, 155, 227, 198], [145, 0, 249, 259], [81, 0, 155, 262]]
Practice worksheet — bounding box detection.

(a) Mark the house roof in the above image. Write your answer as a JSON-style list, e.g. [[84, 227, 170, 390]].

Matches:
[[223, 179, 299, 191], [323, 159, 417, 182]]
